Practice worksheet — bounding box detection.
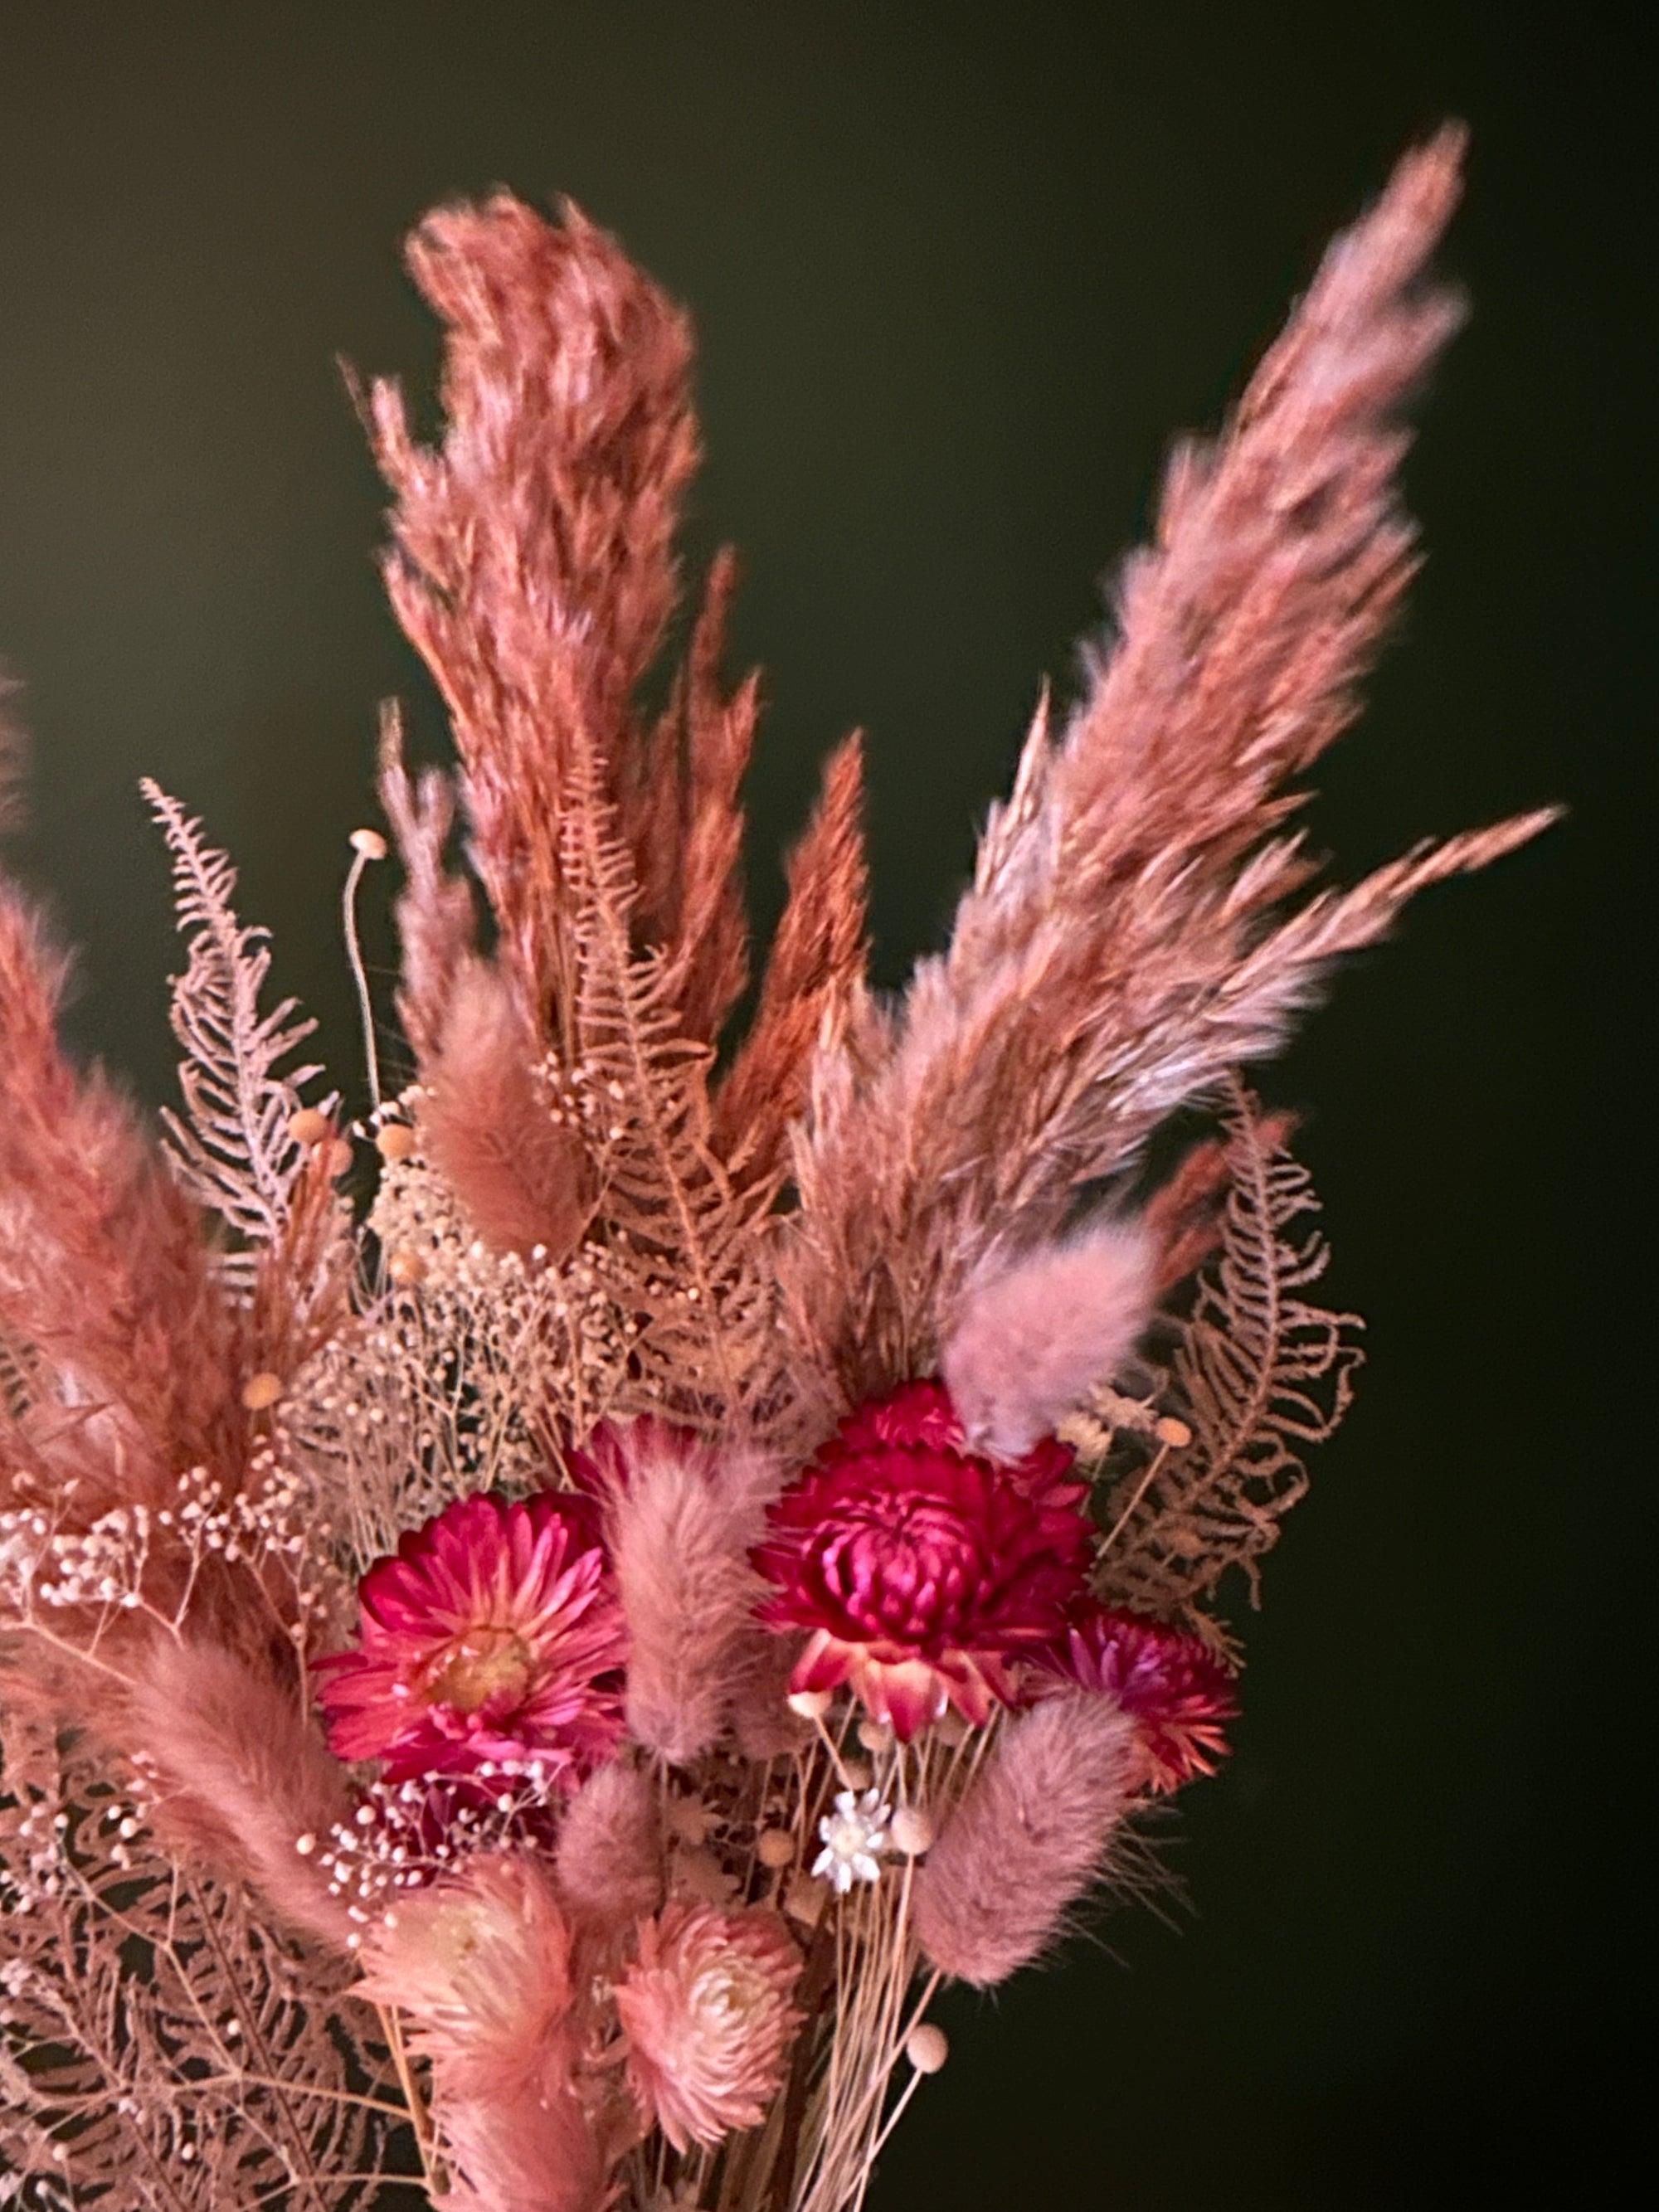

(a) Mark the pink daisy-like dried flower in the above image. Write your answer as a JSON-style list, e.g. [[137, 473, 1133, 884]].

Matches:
[[315, 1491, 625, 1784], [615, 1902, 802, 2152], [1054, 1605, 1238, 1791], [754, 1379, 1093, 1738]]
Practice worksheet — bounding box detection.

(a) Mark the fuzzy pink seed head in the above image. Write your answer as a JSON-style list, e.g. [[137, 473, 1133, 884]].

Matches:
[[1053, 1605, 1237, 1791]]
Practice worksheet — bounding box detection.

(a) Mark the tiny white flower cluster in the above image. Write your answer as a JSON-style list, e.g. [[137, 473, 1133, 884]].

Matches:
[[313, 1756, 568, 1945], [813, 1788, 893, 1894], [1, 1456, 329, 1651]]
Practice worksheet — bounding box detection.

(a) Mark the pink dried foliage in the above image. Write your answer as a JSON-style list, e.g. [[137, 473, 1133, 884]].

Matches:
[[361, 1851, 613, 2212], [0, 876, 242, 1527], [714, 730, 872, 1180], [784, 129, 1557, 1403], [912, 1691, 1139, 1988], [615, 1902, 802, 2152], [941, 1218, 1152, 1461], [593, 1419, 781, 1765], [418, 955, 592, 1260], [555, 1757, 664, 1927], [377, 702, 476, 1068], [127, 1637, 355, 1947], [314, 1490, 625, 1784], [367, 194, 700, 1032], [755, 1379, 1092, 1738]]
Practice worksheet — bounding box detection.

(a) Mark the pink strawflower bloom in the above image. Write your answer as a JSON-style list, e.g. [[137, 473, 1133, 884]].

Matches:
[[1054, 1605, 1237, 1791], [615, 1903, 801, 2151], [754, 1379, 1093, 1738], [315, 1491, 625, 1785]]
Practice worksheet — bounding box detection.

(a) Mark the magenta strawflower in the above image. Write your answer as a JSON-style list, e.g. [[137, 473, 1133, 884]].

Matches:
[[1054, 1605, 1237, 1791], [616, 1903, 801, 2151], [753, 1379, 1093, 1738], [314, 1490, 625, 1785]]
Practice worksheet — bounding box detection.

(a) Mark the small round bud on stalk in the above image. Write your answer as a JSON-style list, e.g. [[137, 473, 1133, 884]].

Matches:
[[386, 1248, 427, 1287], [786, 1688, 834, 1720], [857, 1715, 894, 1752], [1155, 1414, 1193, 1447], [324, 1139, 355, 1179], [348, 828, 387, 861], [756, 1827, 795, 1869], [375, 1121, 416, 1162], [890, 1806, 935, 1857], [933, 1707, 970, 1748], [906, 2023, 949, 2074], [288, 1107, 332, 1148], [241, 1372, 282, 1412], [841, 1756, 873, 1791]]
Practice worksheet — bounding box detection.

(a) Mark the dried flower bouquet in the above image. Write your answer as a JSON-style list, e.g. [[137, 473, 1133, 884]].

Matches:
[[1, 129, 1553, 2211]]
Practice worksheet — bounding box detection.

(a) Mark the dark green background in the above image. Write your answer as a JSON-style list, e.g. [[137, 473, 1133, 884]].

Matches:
[[1, 5, 1647, 2205]]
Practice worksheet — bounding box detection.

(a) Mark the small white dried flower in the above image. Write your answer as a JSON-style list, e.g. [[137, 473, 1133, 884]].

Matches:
[[813, 1788, 891, 1893]]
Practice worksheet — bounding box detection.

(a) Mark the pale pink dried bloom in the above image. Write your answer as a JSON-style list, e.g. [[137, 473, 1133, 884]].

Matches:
[[941, 1218, 1152, 1461], [912, 1692, 1138, 1987], [615, 1902, 801, 2151], [587, 1420, 780, 1765], [129, 1638, 354, 1949], [418, 955, 592, 1261], [556, 1758, 664, 1927], [359, 1852, 611, 2212]]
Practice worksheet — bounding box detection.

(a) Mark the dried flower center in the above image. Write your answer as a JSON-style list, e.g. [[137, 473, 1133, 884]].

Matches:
[[425, 1626, 536, 1714]]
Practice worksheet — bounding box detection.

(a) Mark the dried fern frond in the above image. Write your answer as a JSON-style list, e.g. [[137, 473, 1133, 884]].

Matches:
[[779, 127, 1555, 1408], [1087, 1082, 1362, 1646], [144, 781, 353, 1381], [0, 1710, 420, 2210], [564, 740, 782, 1437]]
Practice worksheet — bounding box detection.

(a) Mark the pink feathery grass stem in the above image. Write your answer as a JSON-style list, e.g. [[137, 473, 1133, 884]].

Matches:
[[912, 1692, 1138, 1986], [941, 1218, 1152, 1461], [555, 1758, 664, 1927]]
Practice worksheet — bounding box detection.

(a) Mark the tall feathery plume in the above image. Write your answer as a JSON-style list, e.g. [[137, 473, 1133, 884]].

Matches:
[[912, 1694, 1140, 1987], [783, 126, 1557, 1403], [941, 1219, 1152, 1461], [366, 196, 700, 1039], [418, 955, 593, 1261], [378, 699, 477, 1069], [598, 1422, 781, 1765]]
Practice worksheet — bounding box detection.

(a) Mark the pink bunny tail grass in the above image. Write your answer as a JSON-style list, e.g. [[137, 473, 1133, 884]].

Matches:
[[941, 1218, 1152, 1461], [603, 1425, 781, 1766], [555, 1758, 664, 1927], [912, 1692, 1138, 1987], [129, 1638, 355, 1947], [360, 1852, 612, 2212], [418, 955, 591, 1262]]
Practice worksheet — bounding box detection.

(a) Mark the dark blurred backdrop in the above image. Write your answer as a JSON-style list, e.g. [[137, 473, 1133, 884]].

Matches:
[[1, 5, 1648, 2206]]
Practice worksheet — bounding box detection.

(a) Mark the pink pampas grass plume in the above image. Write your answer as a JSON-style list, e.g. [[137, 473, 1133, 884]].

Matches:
[[615, 1902, 802, 2151], [130, 1638, 355, 1948], [941, 1218, 1152, 1461], [418, 955, 592, 1262], [360, 1851, 611, 2212], [912, 1692, 1137, 1988], [556, 1758, 664, 1927], [590, 1421, 780, 1765]]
